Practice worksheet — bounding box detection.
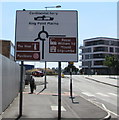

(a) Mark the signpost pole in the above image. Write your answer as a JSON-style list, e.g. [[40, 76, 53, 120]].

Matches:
[[58, 62, 61, 120], [19, 61, 24, 117], [44, 61, 47, 89], [70, 67, 73, 98]]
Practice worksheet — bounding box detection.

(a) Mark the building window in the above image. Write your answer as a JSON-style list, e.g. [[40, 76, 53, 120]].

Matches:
[[82, 48, 91, 53], [109, 47, 114, 52], [85, 40, 118, 47], [85, 40, 110, 46], [82, 61, 91, 66], [93, 54, 105, 58], [109, 41, 118, 46], [85, 55, 89, 59], [94, 61, 104, 65], [93, 47, 108, 52], [115, 48, 119, 53], [85, 54, 92, 59]]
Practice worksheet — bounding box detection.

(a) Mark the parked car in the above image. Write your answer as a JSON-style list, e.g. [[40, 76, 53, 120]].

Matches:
[[32, 71, 44, 77]]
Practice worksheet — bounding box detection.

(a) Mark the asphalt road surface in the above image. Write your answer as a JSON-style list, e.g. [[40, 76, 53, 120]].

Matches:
[[33, 75, 118, 119]]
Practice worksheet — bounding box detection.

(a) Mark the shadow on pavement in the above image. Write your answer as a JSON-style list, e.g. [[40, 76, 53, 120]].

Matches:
[[37, 87, 46, 95]]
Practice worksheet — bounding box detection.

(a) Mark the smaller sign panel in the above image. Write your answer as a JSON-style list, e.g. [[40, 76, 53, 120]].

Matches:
[[17, 42, 39, 51], [16, 42, 40, 61], [16, 52, 40, 61], [49, 37, 76, 54]]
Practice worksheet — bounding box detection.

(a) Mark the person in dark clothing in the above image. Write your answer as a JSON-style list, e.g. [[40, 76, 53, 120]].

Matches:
[[29, 75, 36, 94]]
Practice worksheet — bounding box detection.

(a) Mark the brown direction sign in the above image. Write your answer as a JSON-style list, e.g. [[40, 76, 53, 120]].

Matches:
[[49, 37, 76, 54], [16, 52, 40, 61], [16, 42, 40, 61], [17, 42, 40, 51]]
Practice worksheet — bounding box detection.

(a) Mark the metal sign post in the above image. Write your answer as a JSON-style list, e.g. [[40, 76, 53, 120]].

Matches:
[[19, 61, 24, 117], [58, 62, 61, 120], [70, 67, 73, 98], [44, 61, 47, 89]]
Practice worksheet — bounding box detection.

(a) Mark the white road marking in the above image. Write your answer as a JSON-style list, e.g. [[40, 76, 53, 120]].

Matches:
[[101, 104, 119, 117], [88, 98, 119, 118], [108, 93, 117, 97], [82, 92, 95, 97], [51, 106, 66, 111], [96, 93, 109, 97]]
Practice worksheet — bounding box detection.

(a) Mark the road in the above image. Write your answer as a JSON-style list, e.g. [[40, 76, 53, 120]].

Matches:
[[70, 75, 118, 118], [33, 75, 118, 119]]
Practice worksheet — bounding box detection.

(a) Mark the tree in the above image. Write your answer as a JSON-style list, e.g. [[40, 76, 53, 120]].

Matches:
[[63, 64, 79, 74], [103, 55, 119, 75]]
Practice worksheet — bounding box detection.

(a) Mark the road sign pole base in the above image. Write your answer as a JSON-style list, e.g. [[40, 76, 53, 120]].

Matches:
[[69, 96, 75, 99]]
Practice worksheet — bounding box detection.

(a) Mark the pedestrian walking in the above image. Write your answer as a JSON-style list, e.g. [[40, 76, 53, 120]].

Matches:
[[29, 75, 36, 94]]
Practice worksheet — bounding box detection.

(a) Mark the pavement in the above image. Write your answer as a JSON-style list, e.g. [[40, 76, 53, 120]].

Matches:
[[1, 75, 117, 120], [84, 75, 119, 88]]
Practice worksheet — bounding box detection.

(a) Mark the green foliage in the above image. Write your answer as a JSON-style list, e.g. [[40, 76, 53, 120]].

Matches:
[[103, 55, 113, 67], [103, 55, 119, 68], [63, 64, 79, 74]]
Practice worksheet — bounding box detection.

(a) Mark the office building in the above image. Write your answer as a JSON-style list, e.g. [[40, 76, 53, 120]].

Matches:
[[80, 37, 119, 75]]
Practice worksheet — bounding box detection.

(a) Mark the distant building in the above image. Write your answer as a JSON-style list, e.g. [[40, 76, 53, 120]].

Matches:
[[0, 40, 15, 60], [80, 37, 119, 75]]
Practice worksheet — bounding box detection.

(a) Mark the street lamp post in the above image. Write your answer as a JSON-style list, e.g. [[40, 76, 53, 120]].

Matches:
[[44, 5, 61, 89], [44, 61, 47, 89], [44, 5, 61, 120]]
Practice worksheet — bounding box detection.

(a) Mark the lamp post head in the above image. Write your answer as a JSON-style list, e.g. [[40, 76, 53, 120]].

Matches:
[[56, 5, 61, 8], [45, 5, 61, 10]]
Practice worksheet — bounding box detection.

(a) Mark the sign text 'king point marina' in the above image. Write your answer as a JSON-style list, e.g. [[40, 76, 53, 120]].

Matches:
[[15, 10, 78, 61]]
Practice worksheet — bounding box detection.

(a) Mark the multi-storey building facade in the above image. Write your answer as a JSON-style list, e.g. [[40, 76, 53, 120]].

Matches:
[[80, 37, 119, 75]]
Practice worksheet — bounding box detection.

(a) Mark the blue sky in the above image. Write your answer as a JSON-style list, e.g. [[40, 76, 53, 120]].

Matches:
[[0, 2, 117, 68]]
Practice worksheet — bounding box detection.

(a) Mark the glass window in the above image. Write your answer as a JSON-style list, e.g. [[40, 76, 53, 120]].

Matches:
[[82, 61, 91, 66], [82, 48, 91, 53], [93, 47, 108, 52], [94, 61, 104, 65], [85, 55, 89, 59], [115, 48, 119, 53], [85, 40, 109, 46], [118, 42, 119, 46], [110, 47, 114, 52], [93, 54, 105, 58]]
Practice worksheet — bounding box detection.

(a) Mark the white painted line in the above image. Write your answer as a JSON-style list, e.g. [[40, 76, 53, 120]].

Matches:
[[101, 103, 111, 119], [101, 103, 119, 117], [96, 93, 109, 97], [108, 93, 117, 97], [82, 92, 95, 97], [80, 94, 118, 118], [51, 106, 66, 111]]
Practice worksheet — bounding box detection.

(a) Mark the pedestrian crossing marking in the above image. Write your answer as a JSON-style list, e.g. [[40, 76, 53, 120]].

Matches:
[[51, 106, 66, 111]]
